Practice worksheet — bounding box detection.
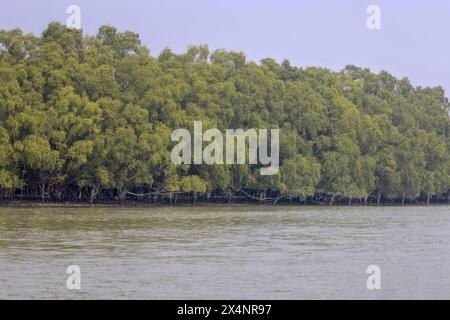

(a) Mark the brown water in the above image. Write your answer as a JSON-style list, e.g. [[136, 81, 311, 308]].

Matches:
[[0, 206, 449, 299]]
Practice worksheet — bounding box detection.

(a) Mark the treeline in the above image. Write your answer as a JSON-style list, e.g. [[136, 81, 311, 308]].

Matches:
[[0, 23, 449, 205]]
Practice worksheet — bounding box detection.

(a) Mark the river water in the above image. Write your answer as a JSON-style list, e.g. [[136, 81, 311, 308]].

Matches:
[[0, 205, 449, 299]]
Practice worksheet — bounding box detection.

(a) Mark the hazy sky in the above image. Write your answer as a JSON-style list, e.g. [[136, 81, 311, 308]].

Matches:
[[1, 0, 450, 96]]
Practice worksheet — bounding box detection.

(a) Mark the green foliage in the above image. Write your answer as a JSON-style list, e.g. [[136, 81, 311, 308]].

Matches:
[[0, 23, 449, 204], [281, 156, 321, 198], [180, 175, 207, 193]]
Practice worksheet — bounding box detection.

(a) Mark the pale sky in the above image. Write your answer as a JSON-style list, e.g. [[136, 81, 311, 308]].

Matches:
[[1, 0, 450, 97]]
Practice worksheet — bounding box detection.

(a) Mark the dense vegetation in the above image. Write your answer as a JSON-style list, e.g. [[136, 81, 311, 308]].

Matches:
[[0, 23, 449, 205]]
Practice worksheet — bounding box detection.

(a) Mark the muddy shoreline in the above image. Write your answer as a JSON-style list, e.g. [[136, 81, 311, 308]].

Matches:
[[0, 200, 448, 208]]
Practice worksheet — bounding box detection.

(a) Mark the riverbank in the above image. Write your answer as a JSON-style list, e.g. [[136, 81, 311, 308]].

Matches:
[[0, 200, 448, 208]]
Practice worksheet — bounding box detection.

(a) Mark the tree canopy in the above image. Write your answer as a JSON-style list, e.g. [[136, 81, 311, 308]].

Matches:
[[0, 23, 449, 205]]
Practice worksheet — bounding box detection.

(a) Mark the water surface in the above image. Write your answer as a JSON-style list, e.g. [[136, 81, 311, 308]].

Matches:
[[0, 206, 449, 299]]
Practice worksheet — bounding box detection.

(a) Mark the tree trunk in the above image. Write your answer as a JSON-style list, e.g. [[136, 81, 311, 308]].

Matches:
[[90, 184, 101, 204], [39, 183, 47, 201], [54, 190, 63, 201], [377, 192, 381, 206], [273, 193, 283, 205], [401, 194, 406, 206], [259, 191, 266, 204], [118, 189, 128, 202], [427, 195, 430, 205], [330, 194, 335, 206]]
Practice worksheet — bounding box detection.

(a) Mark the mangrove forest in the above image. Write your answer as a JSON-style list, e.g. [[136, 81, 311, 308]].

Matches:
[[0, 23, 449, 205]]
